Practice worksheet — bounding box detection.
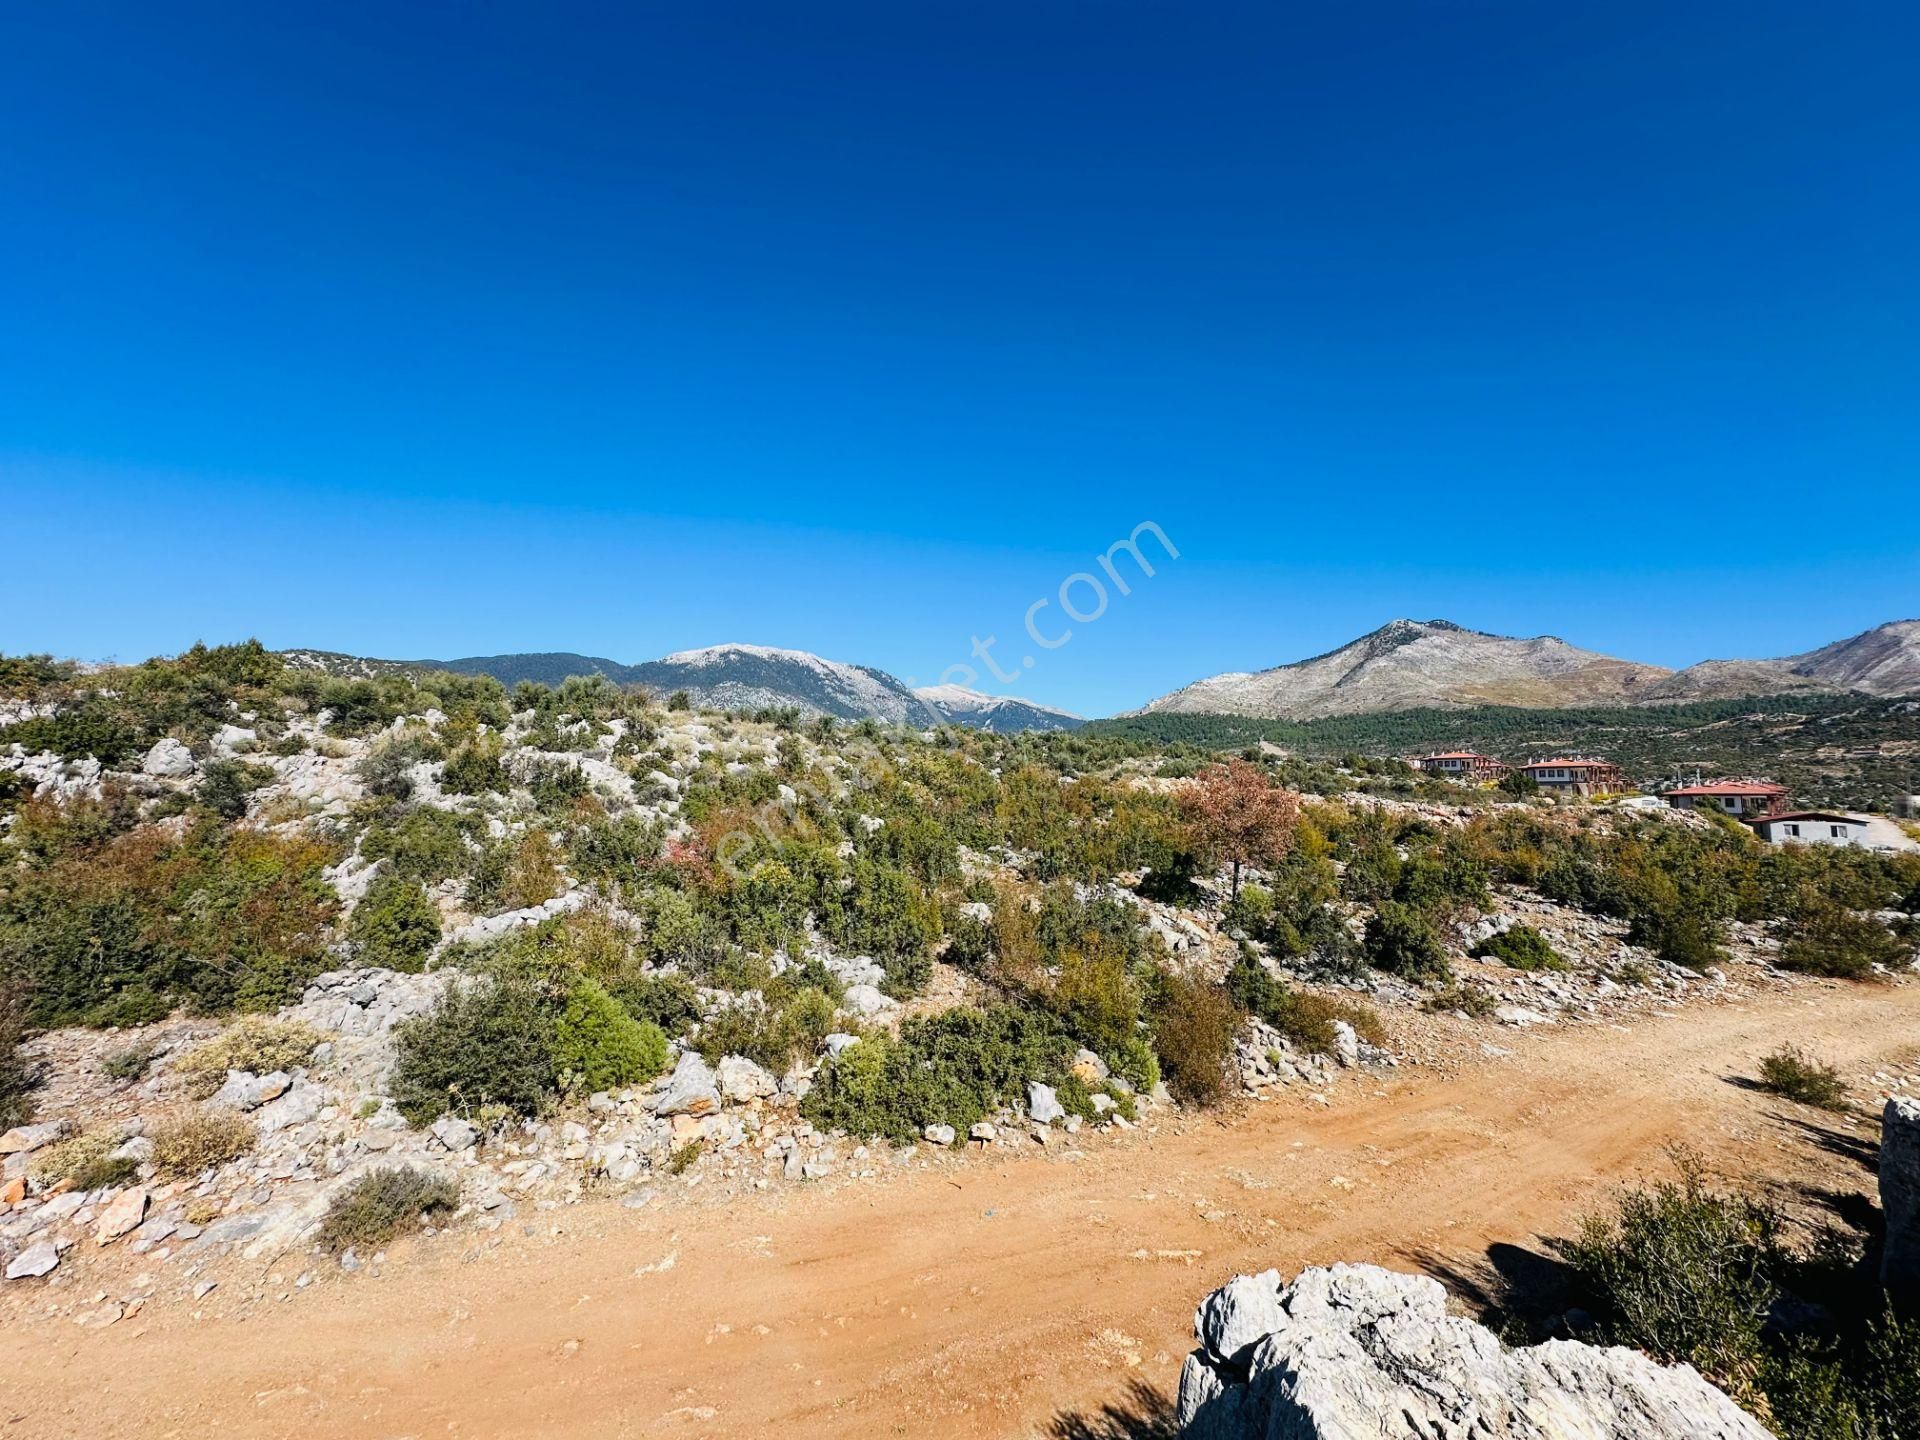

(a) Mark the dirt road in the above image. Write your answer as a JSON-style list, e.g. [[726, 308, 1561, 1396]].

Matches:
[[7, 981, 1913, 1439]]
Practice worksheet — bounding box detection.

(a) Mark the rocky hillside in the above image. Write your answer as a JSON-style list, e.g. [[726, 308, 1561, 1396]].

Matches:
[[913, 684, 1082, 733], [618, 645, 942, 726], [1137, 620, 1673, 720], [1137, 617, 1920, 719], [1788, 619, 1920, 696]]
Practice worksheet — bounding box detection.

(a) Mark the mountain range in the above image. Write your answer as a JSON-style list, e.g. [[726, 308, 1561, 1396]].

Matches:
[[1132, 618, 1920, 720], [282, 644, 1084, 732], [282, 618, 1919, 730]]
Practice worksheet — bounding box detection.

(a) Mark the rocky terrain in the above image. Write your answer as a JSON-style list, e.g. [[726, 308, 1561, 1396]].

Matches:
[[1175, 1263, 1768, 1438]]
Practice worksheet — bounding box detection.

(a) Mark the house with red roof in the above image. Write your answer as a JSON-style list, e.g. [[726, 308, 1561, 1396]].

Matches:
[[1663, 779, 1790, 819], [1518, 757, 1627, 795], [1414, 750, 1508, 781]]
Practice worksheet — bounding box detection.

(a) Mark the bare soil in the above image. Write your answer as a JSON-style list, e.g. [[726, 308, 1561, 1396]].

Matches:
[[6, 978, 1914, 1440]]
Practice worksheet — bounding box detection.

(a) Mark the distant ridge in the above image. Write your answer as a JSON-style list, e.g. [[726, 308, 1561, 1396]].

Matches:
[[1132, 618, 1920, 719], [281, 645, 1077, 731]]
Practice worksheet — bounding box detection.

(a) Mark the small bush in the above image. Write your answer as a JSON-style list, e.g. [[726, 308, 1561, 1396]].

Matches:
[[70, 1152, 142, 1190], [1470, 923, 1565, 972], [194, 759, 275, 819], [174, 1017, 323, 1098], [695, 988, 835, 1071], [1778, 899, 1905, 981], [667, 1139, 703, 1174], [150, 1108, 256, 1177], [1225, 956, 1385, 1055], [1150, 967, 1239, 1107], [317, 1166, 460, 1252], [1756, 1047, 1848, 1111], [389, 976, 558, 1123], [0, 983, 35, 1126], [29, 1126, 127, 1188], [1364, 901, 1452, 984], [100, 1042, 158, 1082], [554, 979, 669, 1091], [801, 1004, 1073, 1142], [348, 867, 443, 971], [1559, 1154, 1781, 1395], [610, 971, 704, 1038], [441, 739, 509, 795], [1422, 982, 1498, 1019]]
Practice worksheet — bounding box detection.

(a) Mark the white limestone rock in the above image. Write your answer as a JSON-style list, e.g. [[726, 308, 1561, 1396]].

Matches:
[[1176, 1263, 1769, 1440]]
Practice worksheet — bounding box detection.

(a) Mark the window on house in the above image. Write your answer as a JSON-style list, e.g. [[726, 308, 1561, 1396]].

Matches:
[[1830, 825, 1846, 838], [1784, 824, 1800, 837]]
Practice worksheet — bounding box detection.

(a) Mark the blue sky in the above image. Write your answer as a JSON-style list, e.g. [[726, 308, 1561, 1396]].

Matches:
[[2, 4, 1915, 716]]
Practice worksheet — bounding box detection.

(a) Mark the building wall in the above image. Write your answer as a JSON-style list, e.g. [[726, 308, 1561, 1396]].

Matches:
[[1757, 819, 1871, 849]]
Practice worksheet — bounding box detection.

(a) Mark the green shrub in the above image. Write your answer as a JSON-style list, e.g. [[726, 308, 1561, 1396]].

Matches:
[[441, 739, 509, 795], [1470, 923, 1565, 972], [1559, 1155, 1780, 1396], [610, 970, 705, 1037], [1756, 1047, 1848, 1111], [348, 868, 442, 970], [1225, 955, 1385, 1054], [360, 805, 472, 884], [1778, 899, 1905, 980], [695, 987, 834, 1071], [0, 983, 34, 1126], [195, 759, 274, 819], [554, 979, 669, 1090], [389, 977, 559, 1123], [1364, 901, 1451, 983], [1149, 967, 1239, 1107], [317, 1166, 460, 1252], [174, 1017, 323, 1098], [801, 1004, 1073, 1142], [149, 1107, 256, 1176]]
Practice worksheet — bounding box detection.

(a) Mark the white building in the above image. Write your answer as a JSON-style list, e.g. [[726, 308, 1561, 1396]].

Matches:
[[1745, 811, 1875, 849]]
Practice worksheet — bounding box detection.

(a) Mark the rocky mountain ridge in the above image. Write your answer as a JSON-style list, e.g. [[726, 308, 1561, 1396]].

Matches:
[[1137, 617, 1920, 720]]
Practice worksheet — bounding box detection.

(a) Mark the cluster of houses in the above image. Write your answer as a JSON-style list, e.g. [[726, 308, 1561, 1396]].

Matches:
[[1412, 751, 1882, 849]]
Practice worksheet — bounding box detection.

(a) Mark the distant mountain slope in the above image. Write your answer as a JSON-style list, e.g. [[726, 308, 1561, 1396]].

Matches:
[[914, 684, 1083, 733], [285, 643, 949, 726], [1136, 619, 1673, 720], [1785, 620, 1920, 696], [1636, 658, 1829, 703], [429, 652, 633, 688], [621, 644, 943, 726]]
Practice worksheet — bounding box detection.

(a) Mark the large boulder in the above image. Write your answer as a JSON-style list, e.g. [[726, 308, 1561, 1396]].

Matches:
[[1882, 1096, 1920, 1294], [1176, 1263, 1769, 1440], [650, 1053, 721, 1118], [141, 737, 195, 777]]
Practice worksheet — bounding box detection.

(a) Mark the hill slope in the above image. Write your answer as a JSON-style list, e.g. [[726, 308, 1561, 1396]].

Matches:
[[1136, 619, 1673, 720], [1787, 620, 1920, 696]]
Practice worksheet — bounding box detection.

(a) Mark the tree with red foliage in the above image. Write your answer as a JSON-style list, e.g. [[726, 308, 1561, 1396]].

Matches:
[[1179, 758, 1301, 902]]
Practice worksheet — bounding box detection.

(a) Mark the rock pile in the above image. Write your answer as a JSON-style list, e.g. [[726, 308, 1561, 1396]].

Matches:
[[1176, 1263, 1769, 1439]]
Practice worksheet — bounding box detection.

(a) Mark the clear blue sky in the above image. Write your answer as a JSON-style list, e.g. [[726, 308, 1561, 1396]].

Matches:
[[3, 4, 1915, 716]]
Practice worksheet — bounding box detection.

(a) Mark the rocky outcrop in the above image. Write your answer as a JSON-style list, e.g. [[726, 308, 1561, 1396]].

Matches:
[[1881, 1096, 1920, 1294], [1176, 1263, 1768, 1439]]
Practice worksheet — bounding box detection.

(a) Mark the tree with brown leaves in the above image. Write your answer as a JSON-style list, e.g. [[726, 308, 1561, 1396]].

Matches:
[[1179, 758, 1301, 902]]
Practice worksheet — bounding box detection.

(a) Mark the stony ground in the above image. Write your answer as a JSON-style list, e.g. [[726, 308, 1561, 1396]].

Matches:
[[2, 975, 1915, 1439]]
